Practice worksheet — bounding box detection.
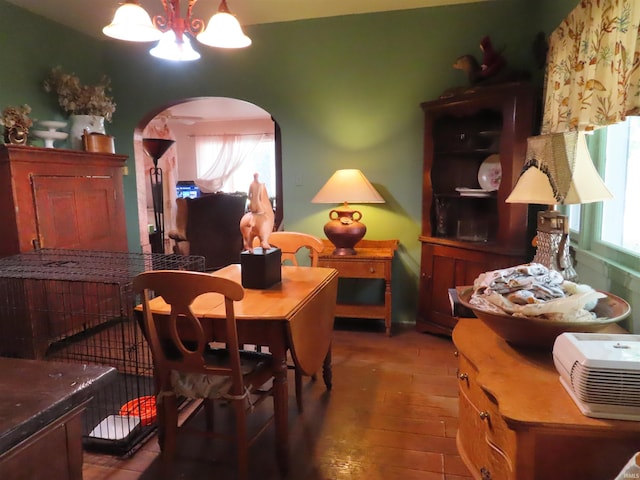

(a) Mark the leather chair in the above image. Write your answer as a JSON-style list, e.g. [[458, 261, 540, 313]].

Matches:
[[254, 231, 326, 412], [133, 270, 277, 480], [169, 193, 247, 271]]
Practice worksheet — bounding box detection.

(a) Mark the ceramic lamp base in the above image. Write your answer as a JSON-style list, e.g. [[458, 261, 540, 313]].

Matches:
[[323, 206, 366, 255]]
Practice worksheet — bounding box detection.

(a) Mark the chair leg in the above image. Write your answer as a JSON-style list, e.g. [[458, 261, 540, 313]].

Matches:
[[203, 398, 215, 432], [232, 398, 249, 480], [160, 394, 179, 462]]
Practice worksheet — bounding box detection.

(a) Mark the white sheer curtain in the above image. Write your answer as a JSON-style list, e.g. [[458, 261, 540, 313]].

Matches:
[[194, 133, 265, 193]]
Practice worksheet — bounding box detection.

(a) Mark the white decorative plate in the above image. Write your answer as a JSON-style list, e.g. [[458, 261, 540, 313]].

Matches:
[[478, 154, 501, 191], [455, 187, 492, 197]]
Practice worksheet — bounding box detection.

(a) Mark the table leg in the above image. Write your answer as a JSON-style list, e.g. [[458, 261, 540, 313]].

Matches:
[[322, 343, 332, 390], [384, 277, 392, 336], [271, 338, 289, 476]]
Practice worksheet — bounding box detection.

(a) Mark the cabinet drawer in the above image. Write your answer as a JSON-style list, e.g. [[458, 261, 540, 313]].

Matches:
[[458, 353, 515, 461], [459, 388, 512, 480], [457, 354, 482, 398], [319, 260, 386, 279]]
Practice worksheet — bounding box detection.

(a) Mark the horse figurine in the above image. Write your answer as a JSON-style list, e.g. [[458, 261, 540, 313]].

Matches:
[[240, 173, 275, 253]]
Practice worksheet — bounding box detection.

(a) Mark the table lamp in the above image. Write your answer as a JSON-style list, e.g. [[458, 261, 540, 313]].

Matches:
[[506, 131, 612, 280], [311, 169, 385, 255]]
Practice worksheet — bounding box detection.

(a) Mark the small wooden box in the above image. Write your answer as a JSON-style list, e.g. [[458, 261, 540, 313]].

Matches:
[[240, 248, 282, 289], [83, 133, 115, 153]]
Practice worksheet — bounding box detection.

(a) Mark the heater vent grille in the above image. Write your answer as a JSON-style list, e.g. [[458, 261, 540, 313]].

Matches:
[[570, 362, 640, 407]]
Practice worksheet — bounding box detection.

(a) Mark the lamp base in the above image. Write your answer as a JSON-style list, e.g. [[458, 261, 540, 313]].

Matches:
[[323, 204, 366, 256], [532, 210, 577, 281], [329, 246, 358, 256]]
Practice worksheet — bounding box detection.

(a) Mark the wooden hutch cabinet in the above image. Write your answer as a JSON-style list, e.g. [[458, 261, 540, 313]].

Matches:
[[0, 145, 128, 257], [417, 83, 537, 335]]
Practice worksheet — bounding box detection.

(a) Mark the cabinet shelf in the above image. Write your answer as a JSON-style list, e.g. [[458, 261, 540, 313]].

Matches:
[[433, 148, 498, 156], [417, 83, 537, 335]]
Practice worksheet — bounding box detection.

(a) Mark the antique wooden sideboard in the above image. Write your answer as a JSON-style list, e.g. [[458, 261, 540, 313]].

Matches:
[[453, 318, 640, 479]]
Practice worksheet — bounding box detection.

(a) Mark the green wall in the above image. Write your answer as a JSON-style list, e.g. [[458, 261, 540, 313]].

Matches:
[[0, 1, 108, 126], [0, 0, 580, 325]]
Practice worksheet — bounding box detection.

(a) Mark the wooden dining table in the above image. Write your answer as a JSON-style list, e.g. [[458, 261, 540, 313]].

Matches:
[[139, 264, 339, 473]]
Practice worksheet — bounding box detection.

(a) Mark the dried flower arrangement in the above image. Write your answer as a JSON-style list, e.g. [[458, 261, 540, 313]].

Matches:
[[43, 66, 116, 122], [0, 104, 34, 131]]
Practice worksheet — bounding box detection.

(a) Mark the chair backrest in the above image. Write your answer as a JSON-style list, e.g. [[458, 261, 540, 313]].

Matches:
[[254, 231, 324, 266], [133, 270, 246, 396]]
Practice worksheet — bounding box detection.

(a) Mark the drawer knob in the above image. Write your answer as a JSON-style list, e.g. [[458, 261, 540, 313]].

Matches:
[[369, 267, 375, 273], [453, 350, 459, 357], [480, 466, 492, 479], [458, 372, 468, 381], [479, 411, 490, 421]]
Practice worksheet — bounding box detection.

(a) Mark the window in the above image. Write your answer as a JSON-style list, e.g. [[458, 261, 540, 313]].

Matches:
[[569, 116, 640, 271], [195, 134, 276, 198], [227, 137, 277, 204]]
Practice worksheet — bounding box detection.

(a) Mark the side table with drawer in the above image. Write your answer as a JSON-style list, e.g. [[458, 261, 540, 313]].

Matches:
[[318, 239, 398, 336]]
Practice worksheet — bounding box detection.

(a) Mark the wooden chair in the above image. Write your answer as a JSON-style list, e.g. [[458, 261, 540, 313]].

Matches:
[[266, 231, 324, 267], [253, 231, 326, 412], [133, 270, 277, 480]]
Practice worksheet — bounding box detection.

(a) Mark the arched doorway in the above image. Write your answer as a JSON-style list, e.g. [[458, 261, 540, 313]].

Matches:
[[133, 97, 282, 253]]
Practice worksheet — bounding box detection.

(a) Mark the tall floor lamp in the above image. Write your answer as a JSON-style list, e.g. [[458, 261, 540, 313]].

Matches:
[[143, 138, 175, 253]]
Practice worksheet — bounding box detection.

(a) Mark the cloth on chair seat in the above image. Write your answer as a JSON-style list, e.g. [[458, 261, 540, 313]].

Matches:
[[170, 350, 273, 399]]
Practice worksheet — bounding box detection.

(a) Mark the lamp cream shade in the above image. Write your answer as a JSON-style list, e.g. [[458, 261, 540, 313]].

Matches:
[[103, 1, 162, 42], [506, 131, 613, 205], [311, 169, 385, 204]]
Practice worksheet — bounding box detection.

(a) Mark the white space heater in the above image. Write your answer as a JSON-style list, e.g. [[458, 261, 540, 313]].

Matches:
[[553, 332, 640, 421]]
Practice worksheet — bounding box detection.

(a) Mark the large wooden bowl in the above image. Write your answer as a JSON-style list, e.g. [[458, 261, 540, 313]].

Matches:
[[457, 286, 631, 349]]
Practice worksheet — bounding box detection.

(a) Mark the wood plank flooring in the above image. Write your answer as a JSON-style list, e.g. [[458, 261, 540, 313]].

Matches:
[[82, 321, 472, 479]]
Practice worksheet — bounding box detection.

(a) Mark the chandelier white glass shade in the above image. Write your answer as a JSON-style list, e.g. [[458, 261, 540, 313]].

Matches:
[[197, 10, 251, 48], [103, 2, 162, 42], [150, 30, 201, 61], [103, 0, 251, 61]]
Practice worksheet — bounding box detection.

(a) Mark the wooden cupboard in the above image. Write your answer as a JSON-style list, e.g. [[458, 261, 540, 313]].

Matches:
[[0, 145, 128, 257], [417, 83, 538, 335]]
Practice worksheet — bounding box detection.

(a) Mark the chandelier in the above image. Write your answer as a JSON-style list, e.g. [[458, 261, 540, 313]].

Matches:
[[103, 0, 251, 62]]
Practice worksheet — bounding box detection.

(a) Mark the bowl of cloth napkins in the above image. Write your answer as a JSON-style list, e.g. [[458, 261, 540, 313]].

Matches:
[[458, 263, 631, 349]]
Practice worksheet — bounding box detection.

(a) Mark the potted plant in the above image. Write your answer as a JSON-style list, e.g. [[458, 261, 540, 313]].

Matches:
[[43, 66, 116, 149], [0, 104, 34, 145]]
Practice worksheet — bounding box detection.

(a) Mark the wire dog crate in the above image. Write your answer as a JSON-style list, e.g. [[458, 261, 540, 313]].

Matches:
[[0, 249, 205, 455]]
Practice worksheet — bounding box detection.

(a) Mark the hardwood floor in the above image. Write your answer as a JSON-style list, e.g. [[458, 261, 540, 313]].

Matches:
[[82, 321, 472, 479]]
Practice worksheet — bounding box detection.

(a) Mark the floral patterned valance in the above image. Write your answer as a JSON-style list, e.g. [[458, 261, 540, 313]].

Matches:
[[542, 0, 640, 133]]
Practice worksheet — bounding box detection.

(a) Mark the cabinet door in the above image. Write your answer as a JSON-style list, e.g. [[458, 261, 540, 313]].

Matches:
[[417, 242, 524, 334], [32, 175, 127, 252]]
